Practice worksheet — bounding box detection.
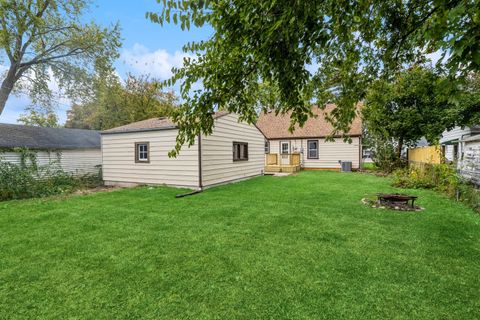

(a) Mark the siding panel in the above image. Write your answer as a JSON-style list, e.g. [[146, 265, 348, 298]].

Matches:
[[0, 149, 101, 175], [101, 130, 199, 188], [267, 137, 360, 169], [201, 114, 265, 187]]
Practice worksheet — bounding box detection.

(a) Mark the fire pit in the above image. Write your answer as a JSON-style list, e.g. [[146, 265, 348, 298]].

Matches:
[[362, 193, 423, 212], [377, 193, 417, 208]]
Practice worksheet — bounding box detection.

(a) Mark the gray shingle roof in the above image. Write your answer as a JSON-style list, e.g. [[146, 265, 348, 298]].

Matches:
[[102, 111, 230, 134], [0, 123, 100, 150]]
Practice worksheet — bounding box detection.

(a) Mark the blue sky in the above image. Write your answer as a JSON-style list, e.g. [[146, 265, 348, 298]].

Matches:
[[1, 0, 212, 124]]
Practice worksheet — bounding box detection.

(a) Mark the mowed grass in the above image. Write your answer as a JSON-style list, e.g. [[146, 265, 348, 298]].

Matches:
[[0, 171, 479, 319]]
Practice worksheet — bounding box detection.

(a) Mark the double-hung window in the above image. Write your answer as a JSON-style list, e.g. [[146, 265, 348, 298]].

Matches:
[[135, 142, 150, 163], [233, 142, 248, 161], [281, 142, 289, 154], [307, 140, 319, 159], [264, 141, 270, 154]]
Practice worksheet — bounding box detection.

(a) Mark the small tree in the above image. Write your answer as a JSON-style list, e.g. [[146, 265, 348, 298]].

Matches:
[[363, 66, 476, 163], [0, 0, 121, 116]]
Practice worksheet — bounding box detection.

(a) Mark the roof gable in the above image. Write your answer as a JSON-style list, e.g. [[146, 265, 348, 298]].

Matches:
[[256, 104, 362, 139]]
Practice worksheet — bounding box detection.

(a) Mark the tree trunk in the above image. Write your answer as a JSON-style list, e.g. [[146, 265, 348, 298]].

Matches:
[[0, 66, 18, 116], [397, 137, 404, 161]]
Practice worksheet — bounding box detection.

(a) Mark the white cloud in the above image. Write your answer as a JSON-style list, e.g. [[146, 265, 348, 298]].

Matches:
[[121, 43, 192, 80]]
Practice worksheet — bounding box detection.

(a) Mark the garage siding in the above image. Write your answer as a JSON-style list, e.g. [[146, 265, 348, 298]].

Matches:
[[102, 130, 199, 188], [0, 149, 101, 175], [201, 113, 265, 187]]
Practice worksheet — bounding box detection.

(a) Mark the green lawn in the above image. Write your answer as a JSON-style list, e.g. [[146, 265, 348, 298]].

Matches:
[[0, 172, 479, 319]]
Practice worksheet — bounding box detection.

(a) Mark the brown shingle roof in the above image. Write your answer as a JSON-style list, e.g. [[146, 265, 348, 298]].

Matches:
[[101, 111, 230, 134], [256, 104, 362, 139]]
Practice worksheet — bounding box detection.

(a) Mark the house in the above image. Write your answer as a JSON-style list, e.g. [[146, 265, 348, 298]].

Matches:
[[0, 123, 101, 175], [440, 126, 480, 162], [457, 134, 480, 186], [101, 112, 265, 189], [256, 104, 362, 171]]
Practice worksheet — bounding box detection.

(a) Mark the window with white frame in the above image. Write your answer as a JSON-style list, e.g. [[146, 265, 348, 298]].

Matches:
[[307, 140, 318, 159], [264, 141, 270, 154], [135, 142, 149, 163], [281, 142, 289, 154]]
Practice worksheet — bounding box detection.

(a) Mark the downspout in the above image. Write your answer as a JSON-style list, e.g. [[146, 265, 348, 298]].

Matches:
[[175, 133, 204, 198], [197, 133, 203, 190], [359, 136, 362, 170]]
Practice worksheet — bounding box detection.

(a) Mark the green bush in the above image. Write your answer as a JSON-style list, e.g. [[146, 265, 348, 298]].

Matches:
[[0, 159, 101, 201], [392, 163, 479, 213], [370, 138, 405, 173]]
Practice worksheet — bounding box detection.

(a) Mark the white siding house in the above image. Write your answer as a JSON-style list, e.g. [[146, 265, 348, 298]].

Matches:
[[458, 135, 480, 186], [257, 104, 362, 170], [267, 138, 361, 169], [440, 126, 480, 162], [101, 112, 265, 189], [0, 123, 101, 176]]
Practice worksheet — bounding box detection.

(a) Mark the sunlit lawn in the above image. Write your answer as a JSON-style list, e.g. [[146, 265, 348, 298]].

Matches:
[[0, 171, 479, 319]]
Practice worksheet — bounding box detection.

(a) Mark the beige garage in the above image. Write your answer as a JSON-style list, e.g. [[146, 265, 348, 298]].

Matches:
[[101, 112, 265, 189]]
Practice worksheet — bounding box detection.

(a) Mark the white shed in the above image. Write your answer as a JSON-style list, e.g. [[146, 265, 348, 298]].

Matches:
[[0, 123, 101, 176], [458, 134, 480, 186], [101, 112, 265, 189]]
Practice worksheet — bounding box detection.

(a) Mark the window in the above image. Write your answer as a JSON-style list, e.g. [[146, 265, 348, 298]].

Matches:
[[307, 140, 318, 159], [233, 142, 248, 161], [264, 141, 270, 154], [135, 142, 149, 163], [281, 142, 289, 154]]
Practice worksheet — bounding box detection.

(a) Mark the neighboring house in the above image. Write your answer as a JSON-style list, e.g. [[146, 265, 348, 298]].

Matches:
[[256, 104, 362, 170], [440, 126, 480, 162], [458, 134, 480, 186], [0, 123, 101, 175], [101, 112, 265, 189]]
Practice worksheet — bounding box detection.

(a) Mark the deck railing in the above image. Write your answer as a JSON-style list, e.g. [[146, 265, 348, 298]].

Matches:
[[265, 153, 301, 166]]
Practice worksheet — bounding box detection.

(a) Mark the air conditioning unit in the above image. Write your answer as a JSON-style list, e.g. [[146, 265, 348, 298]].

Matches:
[[340, 161, 352, 172]]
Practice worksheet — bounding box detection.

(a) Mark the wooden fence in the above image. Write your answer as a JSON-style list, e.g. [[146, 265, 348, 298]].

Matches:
[[408, 146, 442, 164]]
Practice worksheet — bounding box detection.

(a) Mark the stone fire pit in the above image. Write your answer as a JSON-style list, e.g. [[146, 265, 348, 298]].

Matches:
[[362, 193, 423, 212]]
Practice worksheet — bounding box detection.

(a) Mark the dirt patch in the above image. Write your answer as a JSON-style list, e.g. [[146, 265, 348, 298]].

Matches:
[[72, 186, 123, 196]]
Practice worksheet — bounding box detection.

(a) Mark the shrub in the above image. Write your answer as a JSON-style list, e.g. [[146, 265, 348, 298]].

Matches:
[[392, 163, 479, 213], [0, 157, 101, 201], [370, 138, 405, 173]]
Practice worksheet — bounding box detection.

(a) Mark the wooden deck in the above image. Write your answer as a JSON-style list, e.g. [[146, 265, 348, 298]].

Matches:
[[265, 153, 301, 173]]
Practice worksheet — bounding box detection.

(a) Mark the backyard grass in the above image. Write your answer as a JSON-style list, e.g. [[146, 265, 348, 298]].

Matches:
[[0, 171, 479, 319]]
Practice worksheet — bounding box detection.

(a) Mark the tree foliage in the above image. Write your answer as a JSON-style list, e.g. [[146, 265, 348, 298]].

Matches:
[[0, 0, 121, 116], [363, 66, 479, 161], [65, 74, 178, 130], [17, 105, 59, 127], [147, 0, 480, 155]]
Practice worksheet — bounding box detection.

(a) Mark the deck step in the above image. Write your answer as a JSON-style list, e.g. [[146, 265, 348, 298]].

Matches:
[[265, 165, 301, 173]]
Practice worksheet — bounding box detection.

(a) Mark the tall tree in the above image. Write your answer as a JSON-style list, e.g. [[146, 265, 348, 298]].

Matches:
[[0, 0, 121, 116], [362, 66, 478, 160], [148, 0, 480, 155], [65, 74, 178, 130]]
